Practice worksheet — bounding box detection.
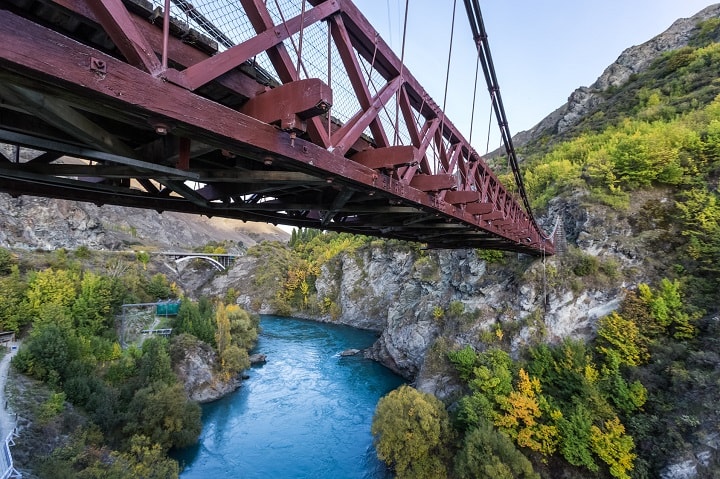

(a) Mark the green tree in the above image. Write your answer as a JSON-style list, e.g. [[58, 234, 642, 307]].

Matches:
[[145, 273, 173, 300], [226, 304, 259, 350], [72, 271, 116, 336], [452, 348, 514, 430], [220, 344, 250, 380], [654, 278, 697, 339], [137, 338, 175, 386], [0, 266, 27, 331], [136, 250, 150, 270], [372, 385, 453, 479], [0, 247, 16, 275], [111, 435, 180, 479], [556, 403, 599, 471], [174, 298, 216, 345], [124, 382, 201, 451], [25, 268, 78, 318], [448, 345, 478, 382], [454, 421, 540, 479], [590, 417, 636, 479]]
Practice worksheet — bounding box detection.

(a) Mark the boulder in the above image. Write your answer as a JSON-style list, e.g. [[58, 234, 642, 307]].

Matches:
[[249, 353, 267, 364]]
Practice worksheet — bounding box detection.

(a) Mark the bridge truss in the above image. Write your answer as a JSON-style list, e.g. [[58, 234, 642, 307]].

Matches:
[[0, 0, 554, 255]]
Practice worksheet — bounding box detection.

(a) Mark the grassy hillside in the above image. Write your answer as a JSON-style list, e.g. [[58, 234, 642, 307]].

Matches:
[[502, 18, 720, 309]]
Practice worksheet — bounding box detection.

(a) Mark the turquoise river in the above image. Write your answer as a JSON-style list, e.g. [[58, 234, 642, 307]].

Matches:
[[175, 315, 405, 478]]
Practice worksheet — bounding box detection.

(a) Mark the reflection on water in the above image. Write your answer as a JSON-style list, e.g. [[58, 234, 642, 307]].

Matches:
[[175, 315, 404, 479]]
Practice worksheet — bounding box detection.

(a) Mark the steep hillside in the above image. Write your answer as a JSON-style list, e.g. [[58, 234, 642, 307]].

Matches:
[[0, 193, 288, 251], [511, 3, 720, 150]]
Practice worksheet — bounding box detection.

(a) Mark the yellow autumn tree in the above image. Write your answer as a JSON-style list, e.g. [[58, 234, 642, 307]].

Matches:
[[216, 304, 253, 380], [590, 417, 636, 479], [494, 368, 560, 456], [596, 312, 648, 367]]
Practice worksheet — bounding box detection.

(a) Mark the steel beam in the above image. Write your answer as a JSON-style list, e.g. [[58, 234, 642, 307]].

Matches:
[[0, 5, 552, 254]]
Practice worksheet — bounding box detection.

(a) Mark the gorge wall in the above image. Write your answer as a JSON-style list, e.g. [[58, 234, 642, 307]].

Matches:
[[201, 191, 661, 400]]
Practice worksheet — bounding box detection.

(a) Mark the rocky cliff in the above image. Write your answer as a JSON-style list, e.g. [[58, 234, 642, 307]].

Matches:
[[200, 189, 654, 393], [170, 335, 242, 403], [0, 192, 288, 251]]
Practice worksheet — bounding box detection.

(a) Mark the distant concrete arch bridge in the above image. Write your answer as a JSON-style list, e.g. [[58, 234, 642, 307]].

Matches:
[[0, 0, 558, 255], [157, 251, 239, 271]]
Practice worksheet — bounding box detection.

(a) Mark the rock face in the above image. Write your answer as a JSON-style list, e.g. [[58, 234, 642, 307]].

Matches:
[[0, 194, 288, 252], [203, 194, 642, 388], [172, 338, 240, 403], [511, 4, 720, 148]]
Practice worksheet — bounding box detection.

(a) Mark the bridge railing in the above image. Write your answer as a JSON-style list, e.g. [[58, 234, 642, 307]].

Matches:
[[0, 431, 20, 479]]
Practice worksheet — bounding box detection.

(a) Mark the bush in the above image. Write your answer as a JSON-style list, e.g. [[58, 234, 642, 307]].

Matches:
[[454, 422, 540, 479], [0, 248, 16, 275], [372, 385, 453, 479]]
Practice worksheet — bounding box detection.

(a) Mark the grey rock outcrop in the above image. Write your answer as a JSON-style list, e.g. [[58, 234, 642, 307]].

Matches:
[[511, 4, 720, 147], [172, 337, 241, 403], [0, 192, 288, 251], [202, 208, 635, 387]]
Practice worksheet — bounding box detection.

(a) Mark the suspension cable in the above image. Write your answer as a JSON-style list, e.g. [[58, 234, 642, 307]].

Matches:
[[440, 0, 458, 143], [462, 0, 548, 239], [394, 0, 410, 146], [296, 0, 308, 78], [485, 91, 494, 154], [468, 54, 480, 145]]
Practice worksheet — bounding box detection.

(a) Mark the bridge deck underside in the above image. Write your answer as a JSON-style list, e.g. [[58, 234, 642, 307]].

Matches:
[[0, 0, 553, 254]]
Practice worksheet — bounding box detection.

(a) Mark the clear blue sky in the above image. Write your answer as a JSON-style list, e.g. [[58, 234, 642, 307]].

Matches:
[[352, 0, 716, 152]]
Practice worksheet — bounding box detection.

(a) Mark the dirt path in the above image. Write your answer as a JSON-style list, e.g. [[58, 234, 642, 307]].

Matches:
[[0, 342, 19, 440]]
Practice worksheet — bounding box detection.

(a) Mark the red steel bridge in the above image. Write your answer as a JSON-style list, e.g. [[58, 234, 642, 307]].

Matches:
[[0, 0, 556, 255]]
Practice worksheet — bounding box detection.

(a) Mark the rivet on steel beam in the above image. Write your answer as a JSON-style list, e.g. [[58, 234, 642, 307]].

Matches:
[[89, 57, 107, 75], [148, 118, 173, 135]]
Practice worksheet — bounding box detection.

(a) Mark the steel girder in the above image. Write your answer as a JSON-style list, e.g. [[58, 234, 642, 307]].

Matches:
[[0, 0, 553, 254]]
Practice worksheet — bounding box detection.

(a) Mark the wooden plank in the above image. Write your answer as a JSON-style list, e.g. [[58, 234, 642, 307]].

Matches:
[[481, 211, 505, 221], [443, 190, 480, 205], [409, 174, 456, 192], [464, 202, 494, 215], [350, 145, 416, 169], [239, 78, 332, 130]]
